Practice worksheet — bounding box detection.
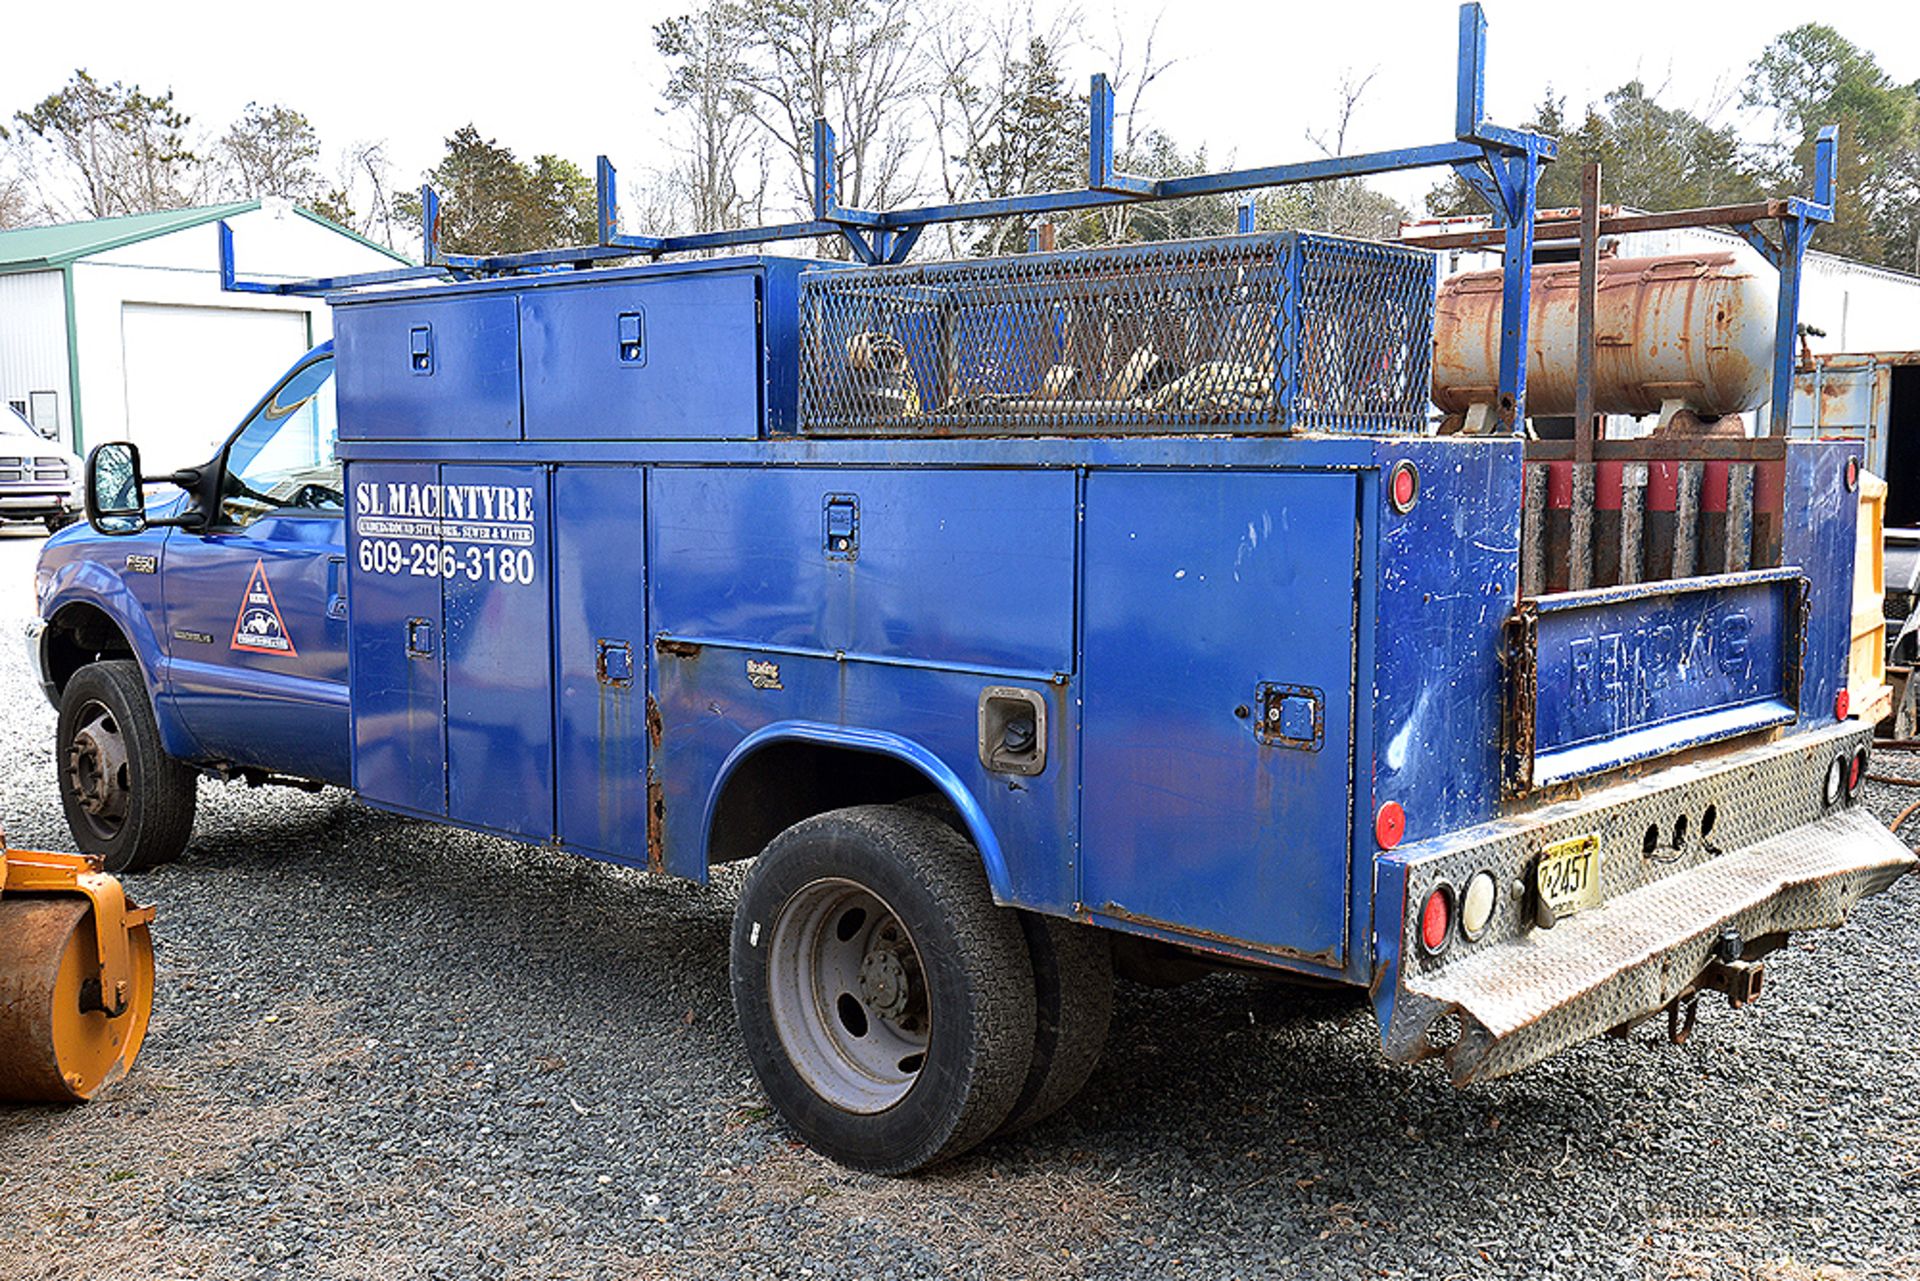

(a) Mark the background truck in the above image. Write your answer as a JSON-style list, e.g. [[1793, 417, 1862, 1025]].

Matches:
[[1, 401, 82, 532], [26, 6, 1915, 1173], [1791, 349, 1920, 727]]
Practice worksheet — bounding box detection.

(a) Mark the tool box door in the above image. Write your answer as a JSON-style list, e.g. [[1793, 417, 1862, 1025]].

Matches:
[[334, 295, 522, 441], [441, 464, 554, 840], [520, 274, 765, 440], [552, 465, 649, 860], [347, 462, 447, 816], [1080, 470, 1358, 965]]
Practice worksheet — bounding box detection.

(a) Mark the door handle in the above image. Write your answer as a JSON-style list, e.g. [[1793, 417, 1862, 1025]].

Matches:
[[406, 617, 435, 658], [327, 556, 347, 619]]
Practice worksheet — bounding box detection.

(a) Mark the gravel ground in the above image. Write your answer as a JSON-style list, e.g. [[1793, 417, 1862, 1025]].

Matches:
[[1, 525, 1917, 1281]]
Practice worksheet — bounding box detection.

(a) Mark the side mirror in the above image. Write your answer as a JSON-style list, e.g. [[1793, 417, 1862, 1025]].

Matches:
[[85, 443, 147, 535], [84, 443, 206, 536]]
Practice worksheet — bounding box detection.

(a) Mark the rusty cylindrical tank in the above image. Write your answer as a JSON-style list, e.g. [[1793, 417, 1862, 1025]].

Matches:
[[1432, 252, 1777, 418]]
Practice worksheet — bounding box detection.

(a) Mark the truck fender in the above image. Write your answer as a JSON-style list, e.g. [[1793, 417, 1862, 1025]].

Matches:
[[701, 720, 1015, 905], [39, 569, 200, 764]]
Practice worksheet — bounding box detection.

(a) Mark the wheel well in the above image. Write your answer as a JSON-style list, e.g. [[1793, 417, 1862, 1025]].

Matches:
[[44, 604, 135, 694], [707, 741, 951, 865]]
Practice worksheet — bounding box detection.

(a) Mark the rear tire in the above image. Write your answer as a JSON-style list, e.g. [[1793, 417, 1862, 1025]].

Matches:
[[731, 804, 1035, 1174], [996, 914, 1113, 1134], [56, 660, 196, 873]]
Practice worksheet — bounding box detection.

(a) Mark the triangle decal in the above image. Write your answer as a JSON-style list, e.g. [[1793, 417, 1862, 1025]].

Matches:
[[230, 558, 298, 656]]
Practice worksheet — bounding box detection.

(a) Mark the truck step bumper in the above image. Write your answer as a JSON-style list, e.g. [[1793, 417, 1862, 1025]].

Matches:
[[1404, 808, 1913, 1083]]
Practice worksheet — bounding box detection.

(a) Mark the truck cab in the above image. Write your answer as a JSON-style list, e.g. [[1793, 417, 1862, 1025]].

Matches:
[[30, 345, 349, 871]]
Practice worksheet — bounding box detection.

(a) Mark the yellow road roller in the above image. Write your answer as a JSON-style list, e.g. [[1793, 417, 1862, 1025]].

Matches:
[[0, 833, 154, 1102]]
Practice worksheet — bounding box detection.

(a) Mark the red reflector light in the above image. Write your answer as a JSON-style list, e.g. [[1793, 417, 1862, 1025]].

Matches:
[[1375, 800, 1406, 849], [1836, 688, 1851, 721], [1388, 461, 1419, 513], [1419, 886, 1453, 955]]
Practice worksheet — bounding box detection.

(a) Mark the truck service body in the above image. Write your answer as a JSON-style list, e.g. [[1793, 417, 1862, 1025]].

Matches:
[[25, 7, 1915, 1171]]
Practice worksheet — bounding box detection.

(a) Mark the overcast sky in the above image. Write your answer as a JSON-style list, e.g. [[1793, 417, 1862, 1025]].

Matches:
[[4, 0, 1914, 233]]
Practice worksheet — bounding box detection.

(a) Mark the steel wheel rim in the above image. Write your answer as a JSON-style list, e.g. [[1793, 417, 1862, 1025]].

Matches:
[[766, 877, 930, 1114], [65, 699, 130, 842]]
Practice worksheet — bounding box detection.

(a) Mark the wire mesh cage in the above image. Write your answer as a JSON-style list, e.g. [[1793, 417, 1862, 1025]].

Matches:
[[797, 231, 1437, 436]]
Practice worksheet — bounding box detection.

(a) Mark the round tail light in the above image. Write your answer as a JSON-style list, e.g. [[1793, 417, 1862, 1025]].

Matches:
[[1418, 884, 1454, 956], [1848, 747, 1868, 799], [1823, 755, 1845, 808], [1836, 688, 1851, 721], [1460, 870, 1497, 940]]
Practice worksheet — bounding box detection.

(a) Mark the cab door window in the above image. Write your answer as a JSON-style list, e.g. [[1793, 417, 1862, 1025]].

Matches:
[[219, 358, 341, 528]]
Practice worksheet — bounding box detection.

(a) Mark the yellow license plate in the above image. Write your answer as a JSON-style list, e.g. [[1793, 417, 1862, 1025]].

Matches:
[[1536, 833, 1604, 918]]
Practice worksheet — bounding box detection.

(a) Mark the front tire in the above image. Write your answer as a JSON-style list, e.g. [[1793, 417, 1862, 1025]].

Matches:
[[731, 804, 1035, 1174], [56, 660, 196, 873]]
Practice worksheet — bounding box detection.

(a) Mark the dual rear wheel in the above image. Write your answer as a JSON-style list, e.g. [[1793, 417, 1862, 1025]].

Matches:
[[730, 803, 1112, 1173]]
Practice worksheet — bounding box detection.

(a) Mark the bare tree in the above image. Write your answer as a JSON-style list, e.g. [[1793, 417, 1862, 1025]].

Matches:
[[732, 0, 922, 216], [655, 7, 770, 235], [1294, 67, 1406, 239], [923, 0, 1083, 254], [0, 138, 34, 228], [219, 102, 326, 202], [312, 141, 405, 250]]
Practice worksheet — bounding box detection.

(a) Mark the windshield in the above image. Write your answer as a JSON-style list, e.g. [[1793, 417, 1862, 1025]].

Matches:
[[218, 356, 341, 526]]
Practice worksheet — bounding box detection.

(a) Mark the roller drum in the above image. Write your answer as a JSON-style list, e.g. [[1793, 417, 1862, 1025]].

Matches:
[[0, 897, 155, 1102]]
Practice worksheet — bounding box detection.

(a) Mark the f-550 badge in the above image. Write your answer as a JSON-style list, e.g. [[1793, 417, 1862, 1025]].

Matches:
[[231, 559, 297, 656]]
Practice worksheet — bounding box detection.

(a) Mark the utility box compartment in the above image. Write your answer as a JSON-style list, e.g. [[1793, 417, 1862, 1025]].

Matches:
[[347, 461, 555, 840], [648, 467, 1078, 672], [1079, 470, 1360, 964], [522, 275, 765, 439], [336, 258, 810, 443], [335, 295, 521, 441], [347, 462, 449, 815], [441, 464, 554, 839], [552, 466, 650, 861]]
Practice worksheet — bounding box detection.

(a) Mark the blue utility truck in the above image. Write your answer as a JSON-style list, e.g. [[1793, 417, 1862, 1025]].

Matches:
[[27, 8, 1915, 1172]]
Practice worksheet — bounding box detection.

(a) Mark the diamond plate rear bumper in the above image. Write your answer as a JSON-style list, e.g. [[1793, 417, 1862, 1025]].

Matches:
[[1375, 724, 1915, 1083]]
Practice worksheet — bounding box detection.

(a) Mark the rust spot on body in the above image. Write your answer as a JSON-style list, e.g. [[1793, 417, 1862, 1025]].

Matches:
[[647, 775, 666, 874], [656, 638, 700, 658], [645, 693, 663, 751]]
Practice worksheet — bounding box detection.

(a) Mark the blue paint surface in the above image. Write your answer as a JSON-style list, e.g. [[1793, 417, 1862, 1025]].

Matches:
[[346, 461, 447, 816], [442, 464, 553, 839], [522, 275, 764, 440], [336, 294, 521, 441], [552, 466, 650, 859], [1367, 439, 1521, 844], [1782, 443, 1859, 730], [161, 510, 349, 784], [1080, 470, 1359, 964], [1527, 570, 1801, 785], [649, 467, 1078, 675]]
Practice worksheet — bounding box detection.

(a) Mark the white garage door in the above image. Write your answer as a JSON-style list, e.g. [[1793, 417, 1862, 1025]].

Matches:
[[120, 304, 309, 465]]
